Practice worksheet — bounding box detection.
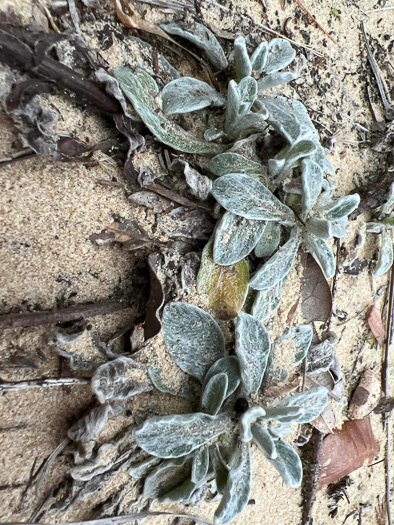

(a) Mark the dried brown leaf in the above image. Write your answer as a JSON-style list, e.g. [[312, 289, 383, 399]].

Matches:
[[366, 305, 385, 346], [300, 253, 332, 323], [317, 417, 378, 489], [90, 218, 159, 250], [348, 369, 381, 420]]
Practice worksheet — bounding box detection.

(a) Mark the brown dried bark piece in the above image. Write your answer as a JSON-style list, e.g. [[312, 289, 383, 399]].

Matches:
[[317, 417, 378, 489], [366, 305, 385, 346]]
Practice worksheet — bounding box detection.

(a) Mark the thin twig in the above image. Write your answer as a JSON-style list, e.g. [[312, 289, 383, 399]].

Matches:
[[35, 438, 70, 490], [0, 378, 90, 392], [294, 0, 341, 48], [0, 300, 131, 329], [365, 7, 394, 13], [302, 429, 323, 525]]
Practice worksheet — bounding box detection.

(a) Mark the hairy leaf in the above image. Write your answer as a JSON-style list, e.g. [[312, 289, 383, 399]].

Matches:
[[267, 439, 302, 488], [234, 36, 252, 80], [331, 217, 348, 238], [237, 76, 258, 117], [251, 423, 277, 459], [159, 478, 198, 503], [250, 229, 301, 290], [374, 230, 393, 276], [279, 325, 313, 366], [254, 221, 281, 258], [197, 240, 249, 320], [264, 406, 304, 423], [250, 41, 268, 73], [211, 173, 295, 222], [162, 22, 228, 70], [208, 152, 267, 179], [228, 112, 268, 140], [269, 139, 317, 177], [240, 407, 266, 442], [301, 159, 323, 216], [114, 68, 223, 154], [267, 422, 292, 439], [262, 39, 296, 74], [282, 387, 328, 423], [203, 356, 241, 399], [191, 447, 210, 484], [225, 80, 241, 130], [201, 372, 228, 415], [162, 77, 225, 115], [304, 233, 336, 279], [258, 72, 296, 92], [251, 278, 286, 322], [129, 456, 161, 479], [143, 456, 190, 498], [91, 357, 152, 403], [214, 211, 267, 265], [305, 218, 333, 239], [260, 96, 302, 144], [135, 412, 231, 458], [214, 442, 252, 524], [324, 194, 360, 220], [235, 312, 271, 395]]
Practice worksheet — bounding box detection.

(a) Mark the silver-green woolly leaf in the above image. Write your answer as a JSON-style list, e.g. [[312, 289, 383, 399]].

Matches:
[[251, 42, 268, 73], [214, 442, 252, 524], [211, 173, 295, 222], [305, 218, 333, 239], [279, 325, 313, 366], [267, 439, 302, 488], [225, 80, 240, 129], [282, 387, 328, 423], [201, 373, 228, 415], [203, 356, 241, 399], [267, 422, 292, 439], [234, 36, 252, 80], [324, 194, 360, 220], [262, 39, 296, 74], [211, 445, 229, 494], [240, 407, 266, 442], [331, 217, 348, 238], [191, 447, 210, 484], [251, 278, 286, 322], [257, 72, 296, 92], [228, 112, 268, 140], [214, 212, 267, 265], [161, 22, 228, 69], [114, 68, 223, 154], [163, 302, 225, 381], [159, 478, 198, 503], [129, 456, 161, 479], [208, 152, 267, 180], [143, 456, 190, 498], [237, 76, 258, 117], [135, 412, 231, 458], [254, 221, 281, 258], [235, 312, 271, 395], [260, 96, 302, 144], [251, 423, 277, 459], [304, 233, 335, 279], [162, 77, 225, 115], [263, 406, 304, 423], [375, 230, 393, 276], [301, 159, 323, 216], [268, 139, 317, 177], [250, 229, 301, 290]]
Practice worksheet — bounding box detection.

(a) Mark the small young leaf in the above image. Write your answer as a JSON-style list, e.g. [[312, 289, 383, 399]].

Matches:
[[162, 77, 225, 115], [203, 356, 241, 399], [250, 229, 301, 290], [240, 406, 266, 442], [324, 194, 360, 220], [214, 211, 267, 265], [201, 372, 229, 415], [305, 218, 333, 239], [214, 442, 252, 524], [211, 173, 295, 222], [234, 36, 252, 80], [143, 456, 190, 498], [237, 76, 258, 117], [163, 302, 225, 381], [331, 217, 348, 238], [254, 221, 281, 258], [257, 72, 296, 92], [197, 240, 249, 320], [268, 139, 317, 177], [251, 278, 286, 322], [301, 159, 323, 216], [250, 41, 268, 73], [183, 162, 212, 200], [228, 112, 268, 140], [91, 357, 152, 403], [235, 312, 271, 395], [161, 22, 228, 69], [262, 39, 296, 74], [282, 387, 328, 423], [267, 439, 302, 488], [208, 152, 267, 180], [135, 412, 231, 458], [225, 80, 241, 129], [251, 423, 277, 459], [129, 456, 161, 479], [279, 325, 313, 365], [114, 68, 224, 154], [374, 230, 393, 276], [304, 233, 336, 279], [191, 447, 210, 484], [211, 445, 229, 494]]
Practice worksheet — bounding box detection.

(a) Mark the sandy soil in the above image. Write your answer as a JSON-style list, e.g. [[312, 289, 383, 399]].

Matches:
[[0, 0, 393, 524]]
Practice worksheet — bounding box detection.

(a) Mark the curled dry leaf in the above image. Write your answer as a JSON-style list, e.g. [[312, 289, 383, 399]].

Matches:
[[317, 417, 378, 489], [90, 218, 158, 251], [366, 305, 385, 346], [300, 253, 332, 323], [348, 369, 381, 420]]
